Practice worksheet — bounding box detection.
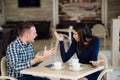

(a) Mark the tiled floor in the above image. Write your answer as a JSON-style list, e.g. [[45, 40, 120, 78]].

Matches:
[[33, 37, 120, 80]]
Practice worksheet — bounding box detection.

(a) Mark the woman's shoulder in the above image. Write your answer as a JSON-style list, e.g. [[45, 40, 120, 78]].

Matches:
[[93, 36, 99, 39]]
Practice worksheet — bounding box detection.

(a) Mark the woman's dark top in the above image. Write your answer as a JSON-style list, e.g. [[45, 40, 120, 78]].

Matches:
[[59, 36, 100, 80]]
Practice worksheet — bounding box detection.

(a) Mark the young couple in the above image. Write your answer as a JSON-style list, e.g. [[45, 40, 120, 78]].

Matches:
[[6, 21, 102, 80]]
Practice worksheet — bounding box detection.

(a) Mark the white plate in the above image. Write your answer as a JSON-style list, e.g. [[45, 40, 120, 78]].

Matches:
[[69, 63, 82, 66], [51, 66, 64, 70], [69, 67, 84, 71]]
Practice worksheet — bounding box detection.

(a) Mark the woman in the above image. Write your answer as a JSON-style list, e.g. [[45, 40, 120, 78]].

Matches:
[[54, 22, 102, 80]]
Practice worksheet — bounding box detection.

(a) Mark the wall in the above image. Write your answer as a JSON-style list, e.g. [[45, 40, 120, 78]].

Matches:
[[108, 0, 120, 20], [0, 0, 5, 25], [0, 15, 5, 25], [4, 0, 53, 21], [108, 0, 120, 36], [0, 0, 120, 27]]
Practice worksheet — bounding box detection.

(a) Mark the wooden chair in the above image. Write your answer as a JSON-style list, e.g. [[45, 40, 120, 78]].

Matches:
[[97, 53, 113, 80], [0, 56, 17, 80]]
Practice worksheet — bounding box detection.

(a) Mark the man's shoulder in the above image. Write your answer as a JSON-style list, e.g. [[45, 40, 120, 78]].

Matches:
[[9, 38, 20, 47]]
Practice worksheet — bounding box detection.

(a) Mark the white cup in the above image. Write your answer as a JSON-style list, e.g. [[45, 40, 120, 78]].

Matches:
[[71, 59, 79, 65], [53, 62, 62, 69], [72, 63, 81, 70]]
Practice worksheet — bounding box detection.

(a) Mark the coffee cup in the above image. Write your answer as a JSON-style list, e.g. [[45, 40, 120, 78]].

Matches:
[[53, 62, 62, 69], [72, 63, 81, 70], [71, 58, 79, 65]]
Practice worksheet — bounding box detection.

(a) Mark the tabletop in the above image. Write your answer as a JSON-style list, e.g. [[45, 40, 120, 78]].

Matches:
[[20, 63, 104, 80]]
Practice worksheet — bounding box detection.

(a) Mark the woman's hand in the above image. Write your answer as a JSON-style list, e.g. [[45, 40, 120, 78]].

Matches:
[[89, 60, 104, 67], [54, 31, 64, 41]]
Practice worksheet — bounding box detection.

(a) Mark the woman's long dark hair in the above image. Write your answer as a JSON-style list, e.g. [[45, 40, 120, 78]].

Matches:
[[73, 22, 93, 54]]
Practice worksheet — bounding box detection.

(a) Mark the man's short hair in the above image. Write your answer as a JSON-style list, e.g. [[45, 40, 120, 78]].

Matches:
[[17, 21, 34, 36]]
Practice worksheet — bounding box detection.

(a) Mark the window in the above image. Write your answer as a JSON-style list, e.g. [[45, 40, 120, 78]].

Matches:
[[18, 0, 40, 8]]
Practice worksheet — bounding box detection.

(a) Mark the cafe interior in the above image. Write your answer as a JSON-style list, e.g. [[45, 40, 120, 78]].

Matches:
[[0, 0, 120, 80]]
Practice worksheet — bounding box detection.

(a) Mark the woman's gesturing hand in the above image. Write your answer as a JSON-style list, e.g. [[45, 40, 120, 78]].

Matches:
[[54, 31, 64, 41]]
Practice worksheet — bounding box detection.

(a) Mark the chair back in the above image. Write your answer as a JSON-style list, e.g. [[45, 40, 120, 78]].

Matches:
[[1, 56, 7, 76], [0, 56, 17, 80], [91, 24, 107, 38], [98, 53, 108, 69], [98, 52, 108, 80]]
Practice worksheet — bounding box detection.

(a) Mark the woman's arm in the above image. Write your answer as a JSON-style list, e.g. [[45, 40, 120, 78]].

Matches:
[[90, 37, 101, 66], [54, 31, 76, 62], [60, 41, 76, 62], [92, 37, 100, 61]]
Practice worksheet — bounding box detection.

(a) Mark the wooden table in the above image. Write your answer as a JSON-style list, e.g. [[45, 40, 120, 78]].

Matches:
[[21, 63, 104, 80]]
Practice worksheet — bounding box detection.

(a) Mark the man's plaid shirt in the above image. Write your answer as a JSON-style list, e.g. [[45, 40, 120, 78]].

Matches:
[[6, 38, 37, 78]]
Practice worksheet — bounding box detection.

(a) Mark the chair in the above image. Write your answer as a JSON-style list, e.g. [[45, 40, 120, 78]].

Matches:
[[91, 24, 107, 49], [97, 53, 113, 80], [0, 56, 17, 80]]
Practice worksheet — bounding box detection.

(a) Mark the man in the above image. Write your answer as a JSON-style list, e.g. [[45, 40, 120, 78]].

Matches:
[[6, 22, 56, 80]]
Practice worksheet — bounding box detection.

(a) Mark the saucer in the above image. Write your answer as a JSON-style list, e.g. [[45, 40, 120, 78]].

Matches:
[[51, 66, 64, 70], [69, 63, 82, 66], [69, 67, 84, 71]]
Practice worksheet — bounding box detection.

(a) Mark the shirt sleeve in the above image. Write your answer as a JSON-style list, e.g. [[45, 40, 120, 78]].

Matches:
[[60, 41, 76, 62], [92, 37, 100, 61]]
